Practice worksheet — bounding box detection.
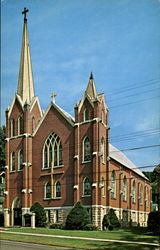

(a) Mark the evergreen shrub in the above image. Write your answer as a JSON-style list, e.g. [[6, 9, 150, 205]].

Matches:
[[83, 224, 98, 231], [65, 201, 91, 230], [30, 202, 47, 227], [103, 208, 120, 230]]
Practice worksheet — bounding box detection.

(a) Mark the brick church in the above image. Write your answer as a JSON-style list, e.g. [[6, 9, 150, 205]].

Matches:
[[4, 9, 151, 228]]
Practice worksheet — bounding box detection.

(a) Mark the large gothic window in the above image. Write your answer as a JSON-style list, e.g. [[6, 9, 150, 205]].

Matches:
[[83, 177, 91, 196], [132, 180, 136, 203], [123, 176, 127, 201], [18, 150, 23, 171], [83, 136, 91, 162], [111, 171, 116, 199], [84, 108, 89, 121], [10, 152, 15, 172], [45, 182, 51, 199], [43, 132, 63, 169], [55, 181, 61, 198]]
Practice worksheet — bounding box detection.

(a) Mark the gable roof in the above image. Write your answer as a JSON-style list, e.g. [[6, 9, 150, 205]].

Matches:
[[109, 144, 148, 180], [33, 101, 75, 136]]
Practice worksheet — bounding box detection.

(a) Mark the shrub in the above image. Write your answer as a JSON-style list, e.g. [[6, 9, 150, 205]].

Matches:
[[147, 211, 160, 235], [103, 209, 120, 230], [102, 214, 110, 230], [30, 202, 47, 227], [24, 213, 31, 227], [108, 225, 113, 231], [65, 201, 91, 230], [0, 212, 4, 226], [50, 223, 63, 229], [83, 224, 98, 231]]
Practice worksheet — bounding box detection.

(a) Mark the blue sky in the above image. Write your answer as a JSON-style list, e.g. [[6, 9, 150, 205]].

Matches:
[[1, 0, 160, 170]]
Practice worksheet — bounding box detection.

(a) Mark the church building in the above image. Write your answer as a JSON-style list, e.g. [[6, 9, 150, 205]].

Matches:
[[4, 9, 151, 228]]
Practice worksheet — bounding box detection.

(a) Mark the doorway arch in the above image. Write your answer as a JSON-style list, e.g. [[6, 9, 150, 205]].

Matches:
[[12, 197, 22, 226]]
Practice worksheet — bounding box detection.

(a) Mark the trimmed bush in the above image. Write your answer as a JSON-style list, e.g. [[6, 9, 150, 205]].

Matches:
[[102, 214, 110, 230], [65, 201, 91, 230], [103, 209, 120, 230], [83, 224, 98, 231], [147, 211, 160, 235], [50, 223, 63, 229], [30, 202, 47, 227]]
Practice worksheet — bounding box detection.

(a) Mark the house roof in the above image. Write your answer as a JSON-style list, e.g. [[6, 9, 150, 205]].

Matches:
[[109, 144, 148, 180]]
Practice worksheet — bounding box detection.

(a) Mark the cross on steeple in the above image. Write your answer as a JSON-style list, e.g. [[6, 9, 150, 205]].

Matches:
[[22, 7, 29, 22]]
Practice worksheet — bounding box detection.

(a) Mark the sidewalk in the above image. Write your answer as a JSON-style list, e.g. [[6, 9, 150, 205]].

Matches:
[[1, 229, 159, 247]]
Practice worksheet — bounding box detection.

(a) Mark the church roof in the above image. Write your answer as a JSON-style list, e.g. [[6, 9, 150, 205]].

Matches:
[[109, 144, 148, 180], [17, 8, 35, 104]]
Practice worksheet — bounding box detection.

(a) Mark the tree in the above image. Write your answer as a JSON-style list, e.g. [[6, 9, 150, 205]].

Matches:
[[65, 201, 91, 230], [143, 171, 157, 204], [147, 211, 160, 235], [0, 126, 6, 170], [103, 209, 120, 230], [30, 202, 47, 227]]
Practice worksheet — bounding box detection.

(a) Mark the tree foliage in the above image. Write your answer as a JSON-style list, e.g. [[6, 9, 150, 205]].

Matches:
[[65, 201, 91, 230], [0, 126, 6, 170], [147, 211, 160, 235], [30, 202, 47, 227]]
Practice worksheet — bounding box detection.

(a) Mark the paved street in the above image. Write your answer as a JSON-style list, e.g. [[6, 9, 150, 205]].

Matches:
[[0, 240, 77, 250]]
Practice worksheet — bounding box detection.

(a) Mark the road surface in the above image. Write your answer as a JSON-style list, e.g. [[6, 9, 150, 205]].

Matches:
[[0, 240, 77, 250]]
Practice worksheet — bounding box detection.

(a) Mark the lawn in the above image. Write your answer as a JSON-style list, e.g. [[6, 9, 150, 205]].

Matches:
[[0, 227, 159, 250]]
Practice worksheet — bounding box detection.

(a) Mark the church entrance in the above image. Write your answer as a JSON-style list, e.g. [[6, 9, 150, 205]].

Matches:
[[12, 197, 22, 226]]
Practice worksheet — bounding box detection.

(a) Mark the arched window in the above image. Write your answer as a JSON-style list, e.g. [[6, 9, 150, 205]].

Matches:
[[132, 180, 136, 203], [139, 184, 143, 205], [83, 136, 91, 162], [32, 117, 36, 132], [83, 177, 91, 196], [100, 137, 105, 163], [123, 176, 127, 201], [145, 186, 149, 207], [84, 108, 89, 121], [18, 150, 23, 171], [111, 171, 116, 199], [45, 182, 51, 199], [11, 118, 15, 137], [101, 177, 105, 197], [10, 152, 15, 172], [43, 132, 63, 169], [55, 181, 61, 198], [18, 116, 23, 135], [101, 110, 105, 123]]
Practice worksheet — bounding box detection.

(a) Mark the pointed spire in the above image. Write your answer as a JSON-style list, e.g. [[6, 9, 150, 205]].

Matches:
[[17, 8, 35, 104], [85, 72, 97, 100]]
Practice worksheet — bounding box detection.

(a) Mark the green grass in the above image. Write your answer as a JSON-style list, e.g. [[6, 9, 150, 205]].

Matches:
[[0, 227, 159, 250]]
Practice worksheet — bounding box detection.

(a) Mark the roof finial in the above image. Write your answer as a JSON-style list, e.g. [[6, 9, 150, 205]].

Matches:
[[90, 72, 94, 80], [22, 7, 29, 22]]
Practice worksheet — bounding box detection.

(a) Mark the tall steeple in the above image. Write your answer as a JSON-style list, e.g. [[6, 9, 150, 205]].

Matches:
[[85, 72, 97, 100], [17, 8, 35, 104]]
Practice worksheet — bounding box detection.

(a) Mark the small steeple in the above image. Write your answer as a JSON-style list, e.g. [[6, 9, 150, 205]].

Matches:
[[17, 8, 35, 104], [85, 72, 97, 100]]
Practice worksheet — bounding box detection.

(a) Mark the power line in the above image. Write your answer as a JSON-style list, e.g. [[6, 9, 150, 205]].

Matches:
[[110, 95, 160, 109], [109, 87, 160, 103], [108, 78, 160, 96]]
